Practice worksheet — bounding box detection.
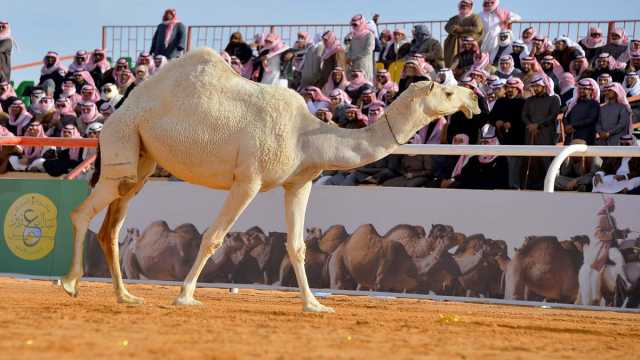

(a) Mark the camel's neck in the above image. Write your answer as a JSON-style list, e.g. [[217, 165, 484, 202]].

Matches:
[[306, 96, 434, 170]]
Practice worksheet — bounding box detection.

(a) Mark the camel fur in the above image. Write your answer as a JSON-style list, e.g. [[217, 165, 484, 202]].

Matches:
[[60, 47, 479, 312]]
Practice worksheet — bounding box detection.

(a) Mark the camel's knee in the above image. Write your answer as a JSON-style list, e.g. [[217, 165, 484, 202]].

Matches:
[[287, 242, 306, 263], [201, 235, 224, 256], [118, 178, 139, 197]]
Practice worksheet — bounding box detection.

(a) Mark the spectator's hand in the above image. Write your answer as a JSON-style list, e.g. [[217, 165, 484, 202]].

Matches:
[[566, 179, 579, 190], [565, 125, 574, 134], [614, 175, 627, 181], [504, 122, 512, 130], [495, 120, 504, 128], [598, 131, 609, 140], [452, 25, 462, 33], [527, 123, 539, 135]]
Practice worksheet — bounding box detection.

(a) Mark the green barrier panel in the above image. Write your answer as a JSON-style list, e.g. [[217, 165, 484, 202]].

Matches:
[[0, 179, 89, 276]]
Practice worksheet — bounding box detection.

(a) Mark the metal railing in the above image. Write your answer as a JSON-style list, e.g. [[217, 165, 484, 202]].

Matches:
[[102, 19, 640, 60], [2, 137, 639, 193]]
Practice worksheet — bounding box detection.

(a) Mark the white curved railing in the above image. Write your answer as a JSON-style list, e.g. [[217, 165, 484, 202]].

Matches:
[[391, 144, 640, 193]]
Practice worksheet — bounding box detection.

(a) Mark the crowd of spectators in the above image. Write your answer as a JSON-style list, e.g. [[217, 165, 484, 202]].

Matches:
[[1, 3, 639, 194]]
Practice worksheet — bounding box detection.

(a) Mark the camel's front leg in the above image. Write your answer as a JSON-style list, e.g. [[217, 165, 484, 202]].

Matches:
[[175, 181, 261, 305], [284, 181, 334, 313]]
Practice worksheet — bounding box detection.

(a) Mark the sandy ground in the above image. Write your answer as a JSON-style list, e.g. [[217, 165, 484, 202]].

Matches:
[[1, 277, 639, 360]]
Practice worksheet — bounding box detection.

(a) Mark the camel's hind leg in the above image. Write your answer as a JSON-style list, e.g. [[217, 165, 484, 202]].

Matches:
[[175, 181, 261, 305], [61, 179, 120, 297], [96, 155, 156, 304], [284, 181, 334, 313]]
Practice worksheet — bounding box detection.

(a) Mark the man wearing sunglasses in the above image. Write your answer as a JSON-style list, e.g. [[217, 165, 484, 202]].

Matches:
[[578, 27, 606, 63]]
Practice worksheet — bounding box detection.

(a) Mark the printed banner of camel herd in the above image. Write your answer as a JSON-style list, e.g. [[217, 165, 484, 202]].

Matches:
[[83, 221, 640, 308]]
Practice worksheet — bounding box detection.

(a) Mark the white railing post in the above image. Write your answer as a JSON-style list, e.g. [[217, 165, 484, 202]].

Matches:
[[544, 144, 589, 193]]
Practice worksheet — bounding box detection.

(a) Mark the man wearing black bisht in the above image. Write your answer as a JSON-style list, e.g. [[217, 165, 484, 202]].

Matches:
[[150, 9, 187, 60]]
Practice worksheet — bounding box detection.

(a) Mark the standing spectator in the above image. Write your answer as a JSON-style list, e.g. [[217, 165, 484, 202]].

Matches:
[[6, 99, 32, 136], [495, 55, 522, 79], [601, 28, 629, 61], [0, 21, 13, 81], [380, 29, 409, 68], [578, 27, 606, 63], [87, 49, 111, 88], [256, 33, 289, 86], [596, 83, 632, 146], [479, 0, 521, 60], [319, 31, 347, 89], [443, 0, 484, 68], [521, 74, 561, 188], [300, 36, 324, 88], [347, 14, 375, 81], [39, 52, 67, 98], [410, 25, 444, 69], [624, 72, 640, 97], [9, 121, 49, 172], [554, 139, 602, 192], [564, 78, 600, 144], [489, 77, 526, 188], [540, 55, 561, 94], [150, 9, 186, 59], [224, 32, 253, 66]]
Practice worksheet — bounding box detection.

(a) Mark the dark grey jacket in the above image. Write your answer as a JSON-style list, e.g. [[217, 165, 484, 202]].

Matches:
[[150, 22, 187, 59], [0, 38, 12, 81]]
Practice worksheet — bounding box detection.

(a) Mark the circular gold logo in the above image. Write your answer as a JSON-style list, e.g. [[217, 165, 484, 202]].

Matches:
[[4, 193, 58, 261]]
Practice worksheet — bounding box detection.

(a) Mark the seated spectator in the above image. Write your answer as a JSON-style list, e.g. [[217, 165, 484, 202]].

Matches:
[[446, 77, 488, 144], [374, 69, 398, 102], [585, 53, 625, 83], [150, 8, 186, 59], [224, 32, 253, 66], [87, 49, 111, 88], [435, 68, 458, 86], [382, 151, 433, 188], [552, 36, 584, 72], [99, 102, 115, 120], [569, 54, 589, 80], [626, 53, 640, 73], [489, 78, 525, 188], [495, 55, 522, 79], [102, 57, 129, 87], [597, 73, 612, 101], [302, 86, 330, 114], [136, 52, 156, 75], [564, 78, 600, 144], [469, 69, 489, 92], [153, 55, 168, 73], [70, 70, 96, 94], [43, 124, 84, 177], [255, 33, 289, 86], [322, 67, 349, 96], [79, 84, 100, 105], [31, 96, 55, 125], [47, 98, 77, 137], [116, 65, 147, 108], [6, 99, 32, 135], [328, 89, 351, 126], [68, 50, 89, 73], [520, 56, 543, 97], [345, 69, 372, 103], [443, 0, 484, 68], [347, 14, 375, 81], [380, 28, 409, 68], [315, 108, 338, 126], [531, 36, 554, 62], [451, 36, 479, 78], [343, 105, 368, 129], [509, 40, 527, 70], [441, 127, 509, 190], [359, 88, 379, 115], [596, 83, 632, 145], [491, 30, 513, 66], [540, 55, 562, 94], [410, 25, 444, 69], [366, 102, 385, 124], [76, 102, 103, 134], [319, 31, 347, 89], [624, 72, 640, 97], [115, 68, 134, 96], [619, 39, 640, 64], [578, 27, 606, 63], [0, 80, 16, 110], [555, 139, 602, 192], [28, 87, 45, 113], [39, 51, 67, 97], [558, 73, 576, 108], [593, 135, 640, 194], [0, 124, 22, 174], [9, 121, 50, 172], [398, 60, 429, 96], [601, 28, 629, 61], [97, 83, 122, 110], [431, 133, 470, 188], [60, 80, 81, 108]]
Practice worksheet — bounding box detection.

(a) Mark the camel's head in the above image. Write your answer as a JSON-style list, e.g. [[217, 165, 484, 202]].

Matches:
[[404, 81, 480, 121]]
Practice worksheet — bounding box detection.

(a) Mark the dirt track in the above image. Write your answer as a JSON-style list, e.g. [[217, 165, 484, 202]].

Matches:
[[1, 277, 639, 359]]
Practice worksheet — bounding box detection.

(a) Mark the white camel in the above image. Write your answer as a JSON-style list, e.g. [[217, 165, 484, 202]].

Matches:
[[60, 48, 479, 312]]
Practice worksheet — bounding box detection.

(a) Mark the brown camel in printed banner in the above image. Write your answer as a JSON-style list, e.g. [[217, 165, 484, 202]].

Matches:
[[504, 235, 588, 303], [453, 234, 509, 298]]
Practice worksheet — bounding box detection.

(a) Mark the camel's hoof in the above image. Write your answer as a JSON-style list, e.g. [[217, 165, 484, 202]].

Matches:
[[173, 296, 203, 306], [118, 293, 145, 305], [304, 302, 335, 313], [61, 277, 79, 298]]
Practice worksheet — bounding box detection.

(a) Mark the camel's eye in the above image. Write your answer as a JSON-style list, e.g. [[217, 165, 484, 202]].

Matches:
[[445, 91, 454, 98]]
